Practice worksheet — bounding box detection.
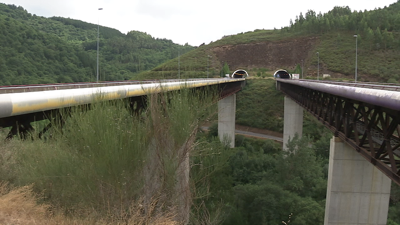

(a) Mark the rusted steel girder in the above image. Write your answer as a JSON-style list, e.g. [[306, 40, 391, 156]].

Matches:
[[279, 82, 400, 186]]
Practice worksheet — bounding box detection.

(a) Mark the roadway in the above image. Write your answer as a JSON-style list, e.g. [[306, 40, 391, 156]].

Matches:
[[201, 126, 283, 142]]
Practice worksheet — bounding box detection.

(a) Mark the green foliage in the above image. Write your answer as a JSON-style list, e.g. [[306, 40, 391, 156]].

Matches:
[[2, 2, 400, 223], [389, 183, 400, 224], [388, 219, 400, 225], [236, 79, 284, 132], [12, 101, 147, 211], [207, 123, 218, 139], [6, 88, 220, 221], [219, 135, 326, 224], [220, 62, 231, 77], [136, 44, 217, 80], [281, 3, 400, 82], [313, 31, 400, 80], [280, 135, 327, 199], [0, 13, 96, 85], [293, 64, 302, 74], [286, 3, 400, 51], [233, 182, 324, 225], [51, 16, 124, 39], [0, 3, 194, 85], [140, 1, 400, 93], [252, 67, 270, 78], [190, 137, 235, 224], [3, 2, 400, 83]]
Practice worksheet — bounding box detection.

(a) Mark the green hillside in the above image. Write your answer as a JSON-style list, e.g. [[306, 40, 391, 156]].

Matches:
[[142, 2, 400, 82], [0, 3, 194, 85], [1, 2, 399, 84]]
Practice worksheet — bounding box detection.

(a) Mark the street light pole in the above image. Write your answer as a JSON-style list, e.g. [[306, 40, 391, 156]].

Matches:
[[301, 59, 304, 79], [207, 55, 210, 78], [354, 34, 358, 82], [178, 47, 180, 79], [317, 52, 319, 80], [96, 8, 103, 82]]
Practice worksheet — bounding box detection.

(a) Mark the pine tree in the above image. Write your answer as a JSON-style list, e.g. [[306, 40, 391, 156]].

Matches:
[[374, 27, 383, 49], [220, 62, 230, 77]]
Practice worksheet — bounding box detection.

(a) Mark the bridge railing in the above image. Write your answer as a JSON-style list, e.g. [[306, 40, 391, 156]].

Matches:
[[277, 79, 400, 186]]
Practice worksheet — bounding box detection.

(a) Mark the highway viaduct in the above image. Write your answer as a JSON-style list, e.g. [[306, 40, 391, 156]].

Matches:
[[1, 77, 399, 224]]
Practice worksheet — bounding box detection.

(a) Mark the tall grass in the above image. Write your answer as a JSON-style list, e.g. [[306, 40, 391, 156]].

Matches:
[[2, 86, 222, 224], [0, 182, 177, 224]]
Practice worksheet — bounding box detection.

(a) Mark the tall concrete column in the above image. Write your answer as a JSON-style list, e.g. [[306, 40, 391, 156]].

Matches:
[[283, 96, 303, 150], [218, 94, 236, 148], [324, 137, 391, 225]]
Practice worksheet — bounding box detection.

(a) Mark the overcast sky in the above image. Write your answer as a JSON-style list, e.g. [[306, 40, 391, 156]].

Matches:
[[1, 0, 397, 46]]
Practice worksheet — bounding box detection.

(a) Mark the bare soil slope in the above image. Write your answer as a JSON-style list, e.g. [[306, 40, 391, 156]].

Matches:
[[211, 36, 318, 71]]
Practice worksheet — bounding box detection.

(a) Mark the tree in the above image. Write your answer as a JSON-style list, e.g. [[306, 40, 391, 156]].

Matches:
[[220, 62, 230, 77], [222, 135, 326, 224], [382, 28, 394, 49], [293, 64, 302, 74], [278, 135, 326, 198], [374, 27, 383, 49], [365, 27, 375, 50]]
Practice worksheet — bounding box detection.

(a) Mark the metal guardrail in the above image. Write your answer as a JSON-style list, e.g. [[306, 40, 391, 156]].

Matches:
[[277, 79, 400, 111], [298, 79, 400, 91]]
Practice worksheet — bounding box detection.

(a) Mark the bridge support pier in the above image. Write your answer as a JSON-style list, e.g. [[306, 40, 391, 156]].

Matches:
[[283, 96, 303, 150], [324, 137, 391, 225], [218, 94, 236, 148]]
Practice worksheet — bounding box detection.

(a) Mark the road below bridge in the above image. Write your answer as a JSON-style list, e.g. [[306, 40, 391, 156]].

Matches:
[[201, 124, 283, 143]]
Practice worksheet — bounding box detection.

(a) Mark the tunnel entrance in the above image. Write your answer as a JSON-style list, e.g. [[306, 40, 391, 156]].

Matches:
[[273, 69, 291, 79], [232, 70, 249, 78]]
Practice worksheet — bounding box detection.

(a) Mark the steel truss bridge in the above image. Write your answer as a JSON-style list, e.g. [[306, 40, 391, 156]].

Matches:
[[0, 78, 245, 140], [277, 79, 400, 186]]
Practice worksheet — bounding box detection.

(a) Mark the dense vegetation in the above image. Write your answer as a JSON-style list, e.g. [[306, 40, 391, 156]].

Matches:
[[286, 4, 400, 46], [0, 3, 193, 85], [236, 79, 284, 132], [2, 2, 400, 83], [1, 88, 223, 224], [143, 1, 400, 82], [1, 1, 400, 224], [206, 80, 400, 224], [282, 2, 400, 81]]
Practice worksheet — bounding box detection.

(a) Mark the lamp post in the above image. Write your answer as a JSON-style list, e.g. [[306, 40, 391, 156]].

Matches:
[[207, 55, 210, 78], [301, 59, 304, 79], [96, 8, 103, 82], [178, 47, 180, 79], [354, 34, 358, 82], [317, 52, 319, 80]]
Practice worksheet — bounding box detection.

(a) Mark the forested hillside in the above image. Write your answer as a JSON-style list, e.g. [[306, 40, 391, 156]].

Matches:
[[0, 3, 193, 85], [2, 2, 400, 84], [282, 2, 400, 81], [143, 1, 400, 82]]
